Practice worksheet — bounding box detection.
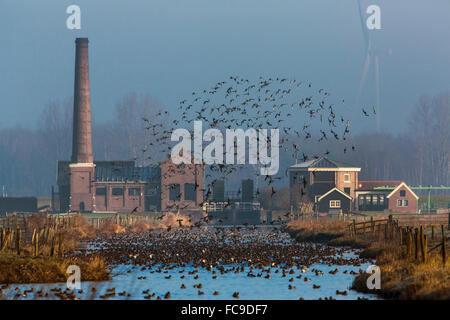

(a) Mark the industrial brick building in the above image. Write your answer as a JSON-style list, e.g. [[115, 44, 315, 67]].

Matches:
[[57, 38, 203, 213]]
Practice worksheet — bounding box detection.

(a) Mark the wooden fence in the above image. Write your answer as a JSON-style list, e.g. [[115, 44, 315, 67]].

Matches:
[[0, 212, 165, 258], [348, 214, 448, 266], [0, 225, 67, 258], [0, 213, 79, 258], [85, 214, 160, 229]]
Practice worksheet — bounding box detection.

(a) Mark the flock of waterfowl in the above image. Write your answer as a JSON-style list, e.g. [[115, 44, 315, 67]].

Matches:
[[0, 227, 375, 300]]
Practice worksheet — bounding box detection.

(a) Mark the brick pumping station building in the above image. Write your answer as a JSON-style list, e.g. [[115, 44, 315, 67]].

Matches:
[[57, 38, 204, 213]]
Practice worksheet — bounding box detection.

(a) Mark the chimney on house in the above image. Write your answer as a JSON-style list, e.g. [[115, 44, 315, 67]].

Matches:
[[71, 38, 93, 164]]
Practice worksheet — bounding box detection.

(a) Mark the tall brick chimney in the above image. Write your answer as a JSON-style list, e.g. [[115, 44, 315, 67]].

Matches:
[[71, 37, 93, 164], [69, 38, 95, 212]]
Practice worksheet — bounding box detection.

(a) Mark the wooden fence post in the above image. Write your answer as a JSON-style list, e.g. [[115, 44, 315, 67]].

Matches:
[[405, 229, 410, 258], [414, 228, 419, 260], [442, 225, 446, 266], [16, 228, 21, 255], [1, 229, 9, 252], [50, 235, 55, 257], [399, 227, 403, 245], [352, 220, 356, 238], [58, 233, 65, 259], [423, 235, 428, 263], [0, 228, 3, 250], [34, 232, 39, 256], [409, 230, 413, 258], [419, 228, 425, 263], [391, 223, 395, 240]]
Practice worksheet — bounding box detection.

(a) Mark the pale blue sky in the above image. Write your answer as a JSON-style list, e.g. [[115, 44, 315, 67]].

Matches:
[[1, 0, 449, 133]]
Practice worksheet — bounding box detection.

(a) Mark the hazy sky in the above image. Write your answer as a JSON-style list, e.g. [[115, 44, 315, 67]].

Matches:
[[1, 0, 449, 133]]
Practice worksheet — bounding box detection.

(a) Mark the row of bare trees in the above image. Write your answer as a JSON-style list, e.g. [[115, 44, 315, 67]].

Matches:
[[0, 91, 448, 197], [0, 92, 166, 196]]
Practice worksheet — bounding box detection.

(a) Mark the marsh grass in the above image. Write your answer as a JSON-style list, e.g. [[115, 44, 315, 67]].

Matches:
[[0, 254, 109, 284], [352, 244, 449, 299], [286, 219, 347, 243]]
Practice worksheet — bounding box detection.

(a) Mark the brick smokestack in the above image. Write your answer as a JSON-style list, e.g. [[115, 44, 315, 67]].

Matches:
[[71, 38, 93, 164]]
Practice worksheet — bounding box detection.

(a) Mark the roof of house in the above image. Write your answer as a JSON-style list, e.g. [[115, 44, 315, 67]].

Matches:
[[357, 180, 403, 190], [289, 157, 360, 171], [318, 187, 353, 201], [386, 182, 419, 200], [95, 165, 161, 182]]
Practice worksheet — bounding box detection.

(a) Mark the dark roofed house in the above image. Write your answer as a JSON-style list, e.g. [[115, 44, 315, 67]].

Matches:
[[289, 157, 357, 169], [288, 157, 360, 213], [316, 187, 352, 215]]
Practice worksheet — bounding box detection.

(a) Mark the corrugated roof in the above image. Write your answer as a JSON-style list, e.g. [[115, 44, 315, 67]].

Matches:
[[95, 165, 161, 182], [289, 157, 358, 169]]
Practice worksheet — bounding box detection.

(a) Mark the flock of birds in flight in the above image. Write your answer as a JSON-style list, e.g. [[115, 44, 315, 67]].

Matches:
[[139, 75, 375, 212]]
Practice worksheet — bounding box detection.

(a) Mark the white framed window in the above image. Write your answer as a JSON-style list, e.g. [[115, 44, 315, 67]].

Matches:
[[397, 199, 402, 207], [344, 174, 350, 182], [403, 200, 408, 206], [330, 200, 341, 208]]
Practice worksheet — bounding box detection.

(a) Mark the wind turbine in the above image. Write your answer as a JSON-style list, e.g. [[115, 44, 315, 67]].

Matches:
[[356, 1, 392, 131]]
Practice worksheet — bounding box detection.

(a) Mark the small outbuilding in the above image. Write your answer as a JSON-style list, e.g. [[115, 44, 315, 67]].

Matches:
[[386, 182, 419, 213], [316, 187, 352, 214]]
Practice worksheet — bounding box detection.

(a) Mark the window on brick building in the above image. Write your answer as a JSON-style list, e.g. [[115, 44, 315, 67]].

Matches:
[[128, 188, 140, 196], [184, 183, 196, 201], [112, 187, 123, 196], [397, 199, 402, 207], [400, 190, 406, 197], [403, 199, 408, 206], [344, 174, 350, 182], [169, 184, 181, 201], [96, 187, 106, 196]]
